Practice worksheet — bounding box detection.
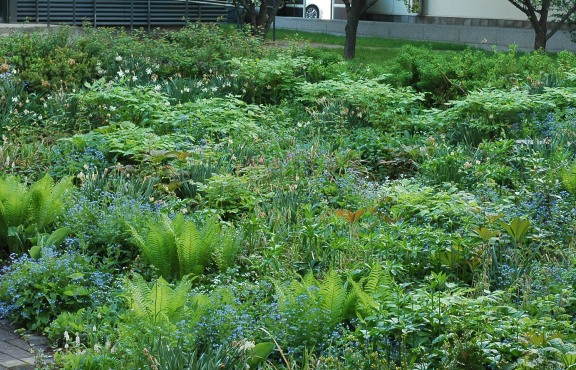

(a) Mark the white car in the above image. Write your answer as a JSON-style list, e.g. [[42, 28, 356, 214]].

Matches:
[[304, 0, 331, 19]]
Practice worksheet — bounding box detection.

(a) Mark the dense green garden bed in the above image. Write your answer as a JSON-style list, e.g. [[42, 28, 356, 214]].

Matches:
[[1, 23, 576, 369]]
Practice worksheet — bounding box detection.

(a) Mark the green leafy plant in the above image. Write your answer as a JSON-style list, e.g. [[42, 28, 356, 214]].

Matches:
[[122, 272, 194, 326], [0, 174, 73, 255], [128, 214, 242, 280], [0, 248, 113, 331]]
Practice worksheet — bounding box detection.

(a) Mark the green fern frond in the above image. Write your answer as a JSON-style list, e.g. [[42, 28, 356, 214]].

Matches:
[[123, 273, 153, 320], [349, 279, 378, 317], [1, 177, 30, 230], [150, 276, 174, 324], [167, 275, 194, 322], [128, 219, 178, 280], [273, 280, 288, 311], [29, 175, 72, 231], [343, 288, 358, 320], [123, 273, 193, 325], [319, 270, 346, 328], [362, 263, 383, 295], [199, 216, 220, 263], [172, 213, 186, 237], [214, 227, 241, 273], [361, 263, 394, 303], [177, 221, 203, 277]]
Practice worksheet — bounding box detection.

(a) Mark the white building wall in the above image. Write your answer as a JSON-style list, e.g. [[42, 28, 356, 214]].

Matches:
[[368, 0, 527, 21]]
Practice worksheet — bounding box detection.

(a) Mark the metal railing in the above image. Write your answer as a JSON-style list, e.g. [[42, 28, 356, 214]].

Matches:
[[18, 0, 226, 28]]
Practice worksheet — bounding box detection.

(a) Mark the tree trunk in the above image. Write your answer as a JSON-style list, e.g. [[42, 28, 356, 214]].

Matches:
[[344, 14, 359, 59], [534, 29, 548, 50]]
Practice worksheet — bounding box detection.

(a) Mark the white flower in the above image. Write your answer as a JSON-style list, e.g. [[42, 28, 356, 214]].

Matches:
[[124, 69, 130, 74], [64, 331, 70, 342], [240, 341, 256, 351], [11, 97, 18, 102], [165, 101, 170, 106], [211, 87, 217, 92], [115, 55, 123, 61], [25, 99, 30, 104], [184, 87, 190, 93], [154, 85, 162, 91], [75, 333, 80, 346], [202, 88, 208, 92], [94, 343, 101, 353], [132, 76, 137, 81], [93, 325, 97, 332], [146, 68, 152, 74], [117, 70, 125, 78]]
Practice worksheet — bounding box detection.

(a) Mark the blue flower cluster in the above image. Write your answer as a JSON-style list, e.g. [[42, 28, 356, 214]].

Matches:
[[0, 248, 114, 331]]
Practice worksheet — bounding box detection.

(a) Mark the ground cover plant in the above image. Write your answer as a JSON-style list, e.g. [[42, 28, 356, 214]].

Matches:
[[1, 23, 576, 370]]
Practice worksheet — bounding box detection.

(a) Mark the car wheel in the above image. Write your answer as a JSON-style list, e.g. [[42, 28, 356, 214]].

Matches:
[[305, 5, 319, 19]]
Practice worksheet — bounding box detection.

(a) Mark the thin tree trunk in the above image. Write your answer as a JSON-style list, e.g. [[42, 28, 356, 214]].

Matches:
[[344, 16, 359, 59], [534, 29, 548, 50]]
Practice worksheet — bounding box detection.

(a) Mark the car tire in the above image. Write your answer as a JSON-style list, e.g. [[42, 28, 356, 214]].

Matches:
[[305, 5, 319, 19]]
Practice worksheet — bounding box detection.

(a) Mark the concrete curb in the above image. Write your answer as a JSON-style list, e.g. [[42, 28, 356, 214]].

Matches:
[[275, 17, 576, 52]]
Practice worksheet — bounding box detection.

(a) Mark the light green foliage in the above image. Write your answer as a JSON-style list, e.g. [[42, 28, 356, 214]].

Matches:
[[128, 214, 242, 280], [76, 79, 265, 145], [122, 272, 194, 325], [29, 227, 71, 259], [380, 180, 478, 227], [297, 75, 424, 128], [543, 338, 576, 368], [0, 174, 73, 254], [228, 56, 315, 103], [66, 121, 191, 161], [275, 265, 394, 328], [175, 97, 265, 141]]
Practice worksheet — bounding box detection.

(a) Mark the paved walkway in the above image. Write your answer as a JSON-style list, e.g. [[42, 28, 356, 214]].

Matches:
[[0, 320, 53, 369]]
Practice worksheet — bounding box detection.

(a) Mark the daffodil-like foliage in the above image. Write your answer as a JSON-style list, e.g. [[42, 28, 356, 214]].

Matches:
[[0, 174, 73, 255], [128, 214, 241, 281]]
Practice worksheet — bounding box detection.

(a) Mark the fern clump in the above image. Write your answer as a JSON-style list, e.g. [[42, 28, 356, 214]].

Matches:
[[129, 214, 242, 281], [274, 264, 394, 343], [0, 174, 73, 255], [122, 272, 196, 326]]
